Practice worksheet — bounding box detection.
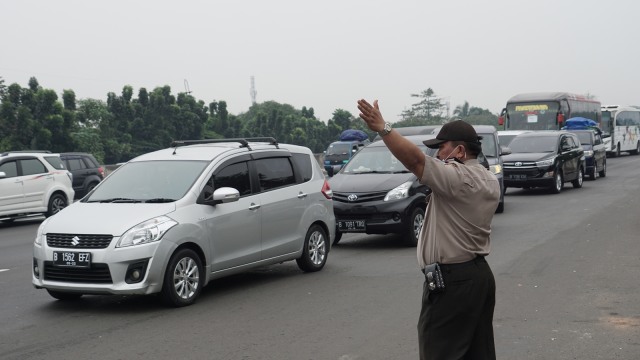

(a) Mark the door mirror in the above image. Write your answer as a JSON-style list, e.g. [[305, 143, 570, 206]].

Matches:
[[500, 146, 511, 156]]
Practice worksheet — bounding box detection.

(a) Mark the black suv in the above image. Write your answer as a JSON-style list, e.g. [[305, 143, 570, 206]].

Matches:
[[566, 129, 607, 180], [329, 135, 438, 246], [59, 152, 105, 198], [503, 131, 585, 193]]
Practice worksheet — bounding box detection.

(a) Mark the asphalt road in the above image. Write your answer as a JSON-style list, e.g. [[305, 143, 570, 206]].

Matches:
[[1, 154, 639, 360]]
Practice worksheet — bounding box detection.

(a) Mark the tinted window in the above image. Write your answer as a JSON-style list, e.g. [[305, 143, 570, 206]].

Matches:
[[67, 158, 86, 171], [44, 156, 66, 170], [0, 161, 18, 178], [291, 153, 312, 182], [21, 159, 47, 175], [214, 162, 251, 196], [255, 158, 295, 191]]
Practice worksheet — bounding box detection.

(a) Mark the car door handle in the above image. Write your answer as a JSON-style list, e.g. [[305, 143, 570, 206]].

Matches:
[[249, 203, 261, 210], [297, 192, 308, 199]]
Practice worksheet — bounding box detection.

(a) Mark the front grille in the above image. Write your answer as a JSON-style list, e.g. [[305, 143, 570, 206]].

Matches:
[[43, 262, 112, 283], [337, 213, 391, 222], [333, 191, 387, 203], [47, 233, 113, 249]]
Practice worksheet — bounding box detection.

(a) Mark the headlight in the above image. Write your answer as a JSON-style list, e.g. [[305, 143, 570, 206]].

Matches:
[[490, 164, 502, 175], [584, 150, 593, 157], [384, 181, 412, 201], [34, 218, 51, 246], [116, 216, 178, 248], [536, 158, 555, 167]]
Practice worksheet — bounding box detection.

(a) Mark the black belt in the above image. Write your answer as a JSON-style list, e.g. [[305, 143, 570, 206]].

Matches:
[[423, 256, 486, 274]]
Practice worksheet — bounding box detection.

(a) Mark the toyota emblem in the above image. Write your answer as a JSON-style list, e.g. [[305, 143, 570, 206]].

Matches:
[[347, 194, 358, 202], [515, 162, 523, 167]]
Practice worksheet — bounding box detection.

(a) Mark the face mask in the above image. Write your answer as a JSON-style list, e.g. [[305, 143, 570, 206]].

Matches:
[[437, 146, 461, 163]]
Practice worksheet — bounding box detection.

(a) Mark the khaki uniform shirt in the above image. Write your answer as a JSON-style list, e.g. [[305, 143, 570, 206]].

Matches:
[[417, 157, 500, 268]]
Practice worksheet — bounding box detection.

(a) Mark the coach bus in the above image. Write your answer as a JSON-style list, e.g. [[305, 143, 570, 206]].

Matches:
[[600, 105, 640, 157], [498, 92, 601, 131]]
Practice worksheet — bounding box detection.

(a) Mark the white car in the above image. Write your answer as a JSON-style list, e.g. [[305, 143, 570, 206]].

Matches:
[[0, 151, 74, 222], [32, 138, 335, 307]]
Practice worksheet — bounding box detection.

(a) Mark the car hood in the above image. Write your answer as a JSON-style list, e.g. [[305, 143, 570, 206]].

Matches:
[[329, 173, 416, 192], [502, 152, 555, 162], [43, 202, 177, 236]]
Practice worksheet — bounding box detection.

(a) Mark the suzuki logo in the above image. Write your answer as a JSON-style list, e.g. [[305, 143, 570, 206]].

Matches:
[[347, 194, 358, 202], [71, 236, 80, 246], [515, 162, 523, 167]]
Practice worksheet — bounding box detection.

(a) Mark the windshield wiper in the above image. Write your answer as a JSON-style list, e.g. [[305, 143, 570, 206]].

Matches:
[[144, 198, 177, 203], [90, 198, 142, 203]]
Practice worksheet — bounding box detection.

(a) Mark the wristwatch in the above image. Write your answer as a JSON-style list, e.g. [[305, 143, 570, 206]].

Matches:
[[378, 122, 392, 137]]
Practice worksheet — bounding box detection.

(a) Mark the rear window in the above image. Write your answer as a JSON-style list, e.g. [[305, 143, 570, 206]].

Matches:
[[573, 132, 592, 145], [291, 153, 313, 182], [44, 156, 66, 170]]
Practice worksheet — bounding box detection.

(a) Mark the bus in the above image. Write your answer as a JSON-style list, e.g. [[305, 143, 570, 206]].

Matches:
[[498, 92, 601, 131], [600, 105, 640, 156]]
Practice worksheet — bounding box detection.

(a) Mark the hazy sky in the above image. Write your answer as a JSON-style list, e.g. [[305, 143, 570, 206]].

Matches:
[[3, 0, 639, 123]]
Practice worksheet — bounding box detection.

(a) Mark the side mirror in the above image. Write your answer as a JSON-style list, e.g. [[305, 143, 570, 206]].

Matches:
[[500, 146, 511, 156], [197, 186, 240, 205], [0, 171, 6, 179]]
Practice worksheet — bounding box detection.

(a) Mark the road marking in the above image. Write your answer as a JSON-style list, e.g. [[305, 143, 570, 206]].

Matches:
[[0, 269, 9, 273]]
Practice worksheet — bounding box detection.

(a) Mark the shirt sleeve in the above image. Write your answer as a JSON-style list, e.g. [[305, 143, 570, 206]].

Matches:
[[419, 156, 464, 197]]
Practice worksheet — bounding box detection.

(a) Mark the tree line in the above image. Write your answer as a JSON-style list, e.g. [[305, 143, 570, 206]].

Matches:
[[0, 77, 497, 164]]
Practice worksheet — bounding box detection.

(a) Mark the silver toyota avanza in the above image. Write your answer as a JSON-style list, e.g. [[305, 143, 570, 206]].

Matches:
[[32, 138, 335, 307]]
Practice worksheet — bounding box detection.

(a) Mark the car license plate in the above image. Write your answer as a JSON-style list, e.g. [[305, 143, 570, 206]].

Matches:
[[53, 251, 91, 268], [338, 220, 366, 232], [509, 174, 527, 180]]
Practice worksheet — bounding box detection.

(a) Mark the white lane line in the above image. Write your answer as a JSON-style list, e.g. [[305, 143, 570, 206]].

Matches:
[[0, 269, 10, 273]]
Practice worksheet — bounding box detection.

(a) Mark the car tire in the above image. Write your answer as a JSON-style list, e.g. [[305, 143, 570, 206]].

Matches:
[[86, 181, 99, 195], [599, 159, 607, 178], [47, 289, 83, 301], [332, 231, 342, 246], [495, 201, 504, 214], [403, 207, 425, 247], [46, 193, 68, 217], [296, 225, 328, 272], [550, 170, 563, 194], [572, 167, 584, 188], [588, 164, 597, 180], [161, 248, 204, 307], [632, 142, 640, 155]]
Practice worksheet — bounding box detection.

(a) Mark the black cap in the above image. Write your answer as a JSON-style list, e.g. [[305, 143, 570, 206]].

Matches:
[[423, 120, 483, 148]]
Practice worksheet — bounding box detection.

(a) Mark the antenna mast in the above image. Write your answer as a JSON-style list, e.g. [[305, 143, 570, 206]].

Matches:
[[250, 76, 257, 105], [184, 79, 192, 95]]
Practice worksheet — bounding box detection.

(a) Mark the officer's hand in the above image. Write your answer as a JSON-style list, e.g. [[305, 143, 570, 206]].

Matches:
[[358, 99, 385, 133]]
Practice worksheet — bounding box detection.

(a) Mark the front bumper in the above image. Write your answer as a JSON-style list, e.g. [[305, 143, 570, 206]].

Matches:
[[503, 166, 555, 188], [332, 194, 425, 235], [32, 235, 176, 295]]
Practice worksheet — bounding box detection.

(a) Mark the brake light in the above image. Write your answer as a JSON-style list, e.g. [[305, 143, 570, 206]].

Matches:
[[321, 179, 333, 199], [557, 113, 565, 125], [498, 116, 504, 126], [98, 166, 105, 178]]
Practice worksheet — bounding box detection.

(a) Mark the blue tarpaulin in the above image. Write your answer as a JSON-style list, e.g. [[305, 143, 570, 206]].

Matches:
[[563, 117, 599, 129], [339, 129, 369, 142]]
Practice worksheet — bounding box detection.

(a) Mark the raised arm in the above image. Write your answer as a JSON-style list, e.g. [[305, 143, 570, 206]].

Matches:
[[357, 99, 425, 178]]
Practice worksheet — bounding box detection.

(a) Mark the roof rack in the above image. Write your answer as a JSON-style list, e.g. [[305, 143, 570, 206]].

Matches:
[[1, 150, 53, 157], [170, 137, 279, 154]]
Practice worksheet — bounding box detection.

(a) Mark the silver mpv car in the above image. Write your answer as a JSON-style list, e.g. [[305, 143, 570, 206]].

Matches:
[[33, 138, 335, 307]]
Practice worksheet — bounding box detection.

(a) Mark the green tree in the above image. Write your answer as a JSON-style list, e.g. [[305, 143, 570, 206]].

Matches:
[[401, 88, 447, 124]]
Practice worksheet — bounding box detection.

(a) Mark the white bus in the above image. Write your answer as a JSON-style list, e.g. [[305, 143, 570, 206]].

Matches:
[[600, 105, 640, 157]]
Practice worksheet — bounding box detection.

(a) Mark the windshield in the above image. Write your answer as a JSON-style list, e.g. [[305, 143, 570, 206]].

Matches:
[[601, 110, 613, 136], [478, 134, 497, 157], [498, 135, 518, 146], [506, 102, 560, 130], [573, 132, 592, 145], [508, 136, 558, 153], [342, 145, 432, 174], [86, 160, 208, 202], [325, 143, 353, 162]]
